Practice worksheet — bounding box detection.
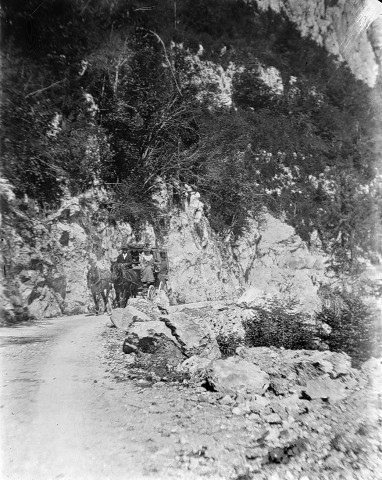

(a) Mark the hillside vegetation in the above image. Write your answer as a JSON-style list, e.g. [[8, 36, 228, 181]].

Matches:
[[2, 0, 382, 275]]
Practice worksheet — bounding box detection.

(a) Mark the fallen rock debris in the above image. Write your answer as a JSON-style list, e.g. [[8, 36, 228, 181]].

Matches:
[[103, 300, 382, 479]]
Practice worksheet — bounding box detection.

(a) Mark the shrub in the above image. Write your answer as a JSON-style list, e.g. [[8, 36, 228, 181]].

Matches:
[[316, 293, 382, 367], [243, 299, 318, 350], [216, 332, 244, 358], [3, 0, 381, 273]]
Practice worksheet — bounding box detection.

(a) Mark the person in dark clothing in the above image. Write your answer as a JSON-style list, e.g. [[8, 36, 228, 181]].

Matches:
[[157, 252, 168, 285], [116, 246, 133, 268]]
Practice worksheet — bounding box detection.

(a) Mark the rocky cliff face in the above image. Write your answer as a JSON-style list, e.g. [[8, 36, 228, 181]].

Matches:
[[4, 0, 377, 323], [255, 0, 382, 86], [1, 189, 133, 320], [166, 191, 240, 303], [1, 186, 328, 322]]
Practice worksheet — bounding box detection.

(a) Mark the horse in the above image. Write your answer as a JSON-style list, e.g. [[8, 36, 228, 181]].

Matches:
[[110, 262, 140, 308], [87, 265, 113, 315]]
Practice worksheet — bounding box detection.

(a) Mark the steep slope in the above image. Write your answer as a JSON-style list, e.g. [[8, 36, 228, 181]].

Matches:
[[1, 186, 327, 322], [255, 0, 382, 86], [1, 0, 381, 323]]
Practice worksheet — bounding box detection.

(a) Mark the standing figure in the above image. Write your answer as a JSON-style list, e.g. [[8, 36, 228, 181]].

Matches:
[[156, 251, 168, 287], [139, 246, 155, 289]]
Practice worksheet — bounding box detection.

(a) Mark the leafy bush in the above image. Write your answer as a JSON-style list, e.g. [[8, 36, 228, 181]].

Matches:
[[240, 293, 382, 367], [2, 0, 381, 272], [243, 299, 318, 350], [316, 293, 382, 367]]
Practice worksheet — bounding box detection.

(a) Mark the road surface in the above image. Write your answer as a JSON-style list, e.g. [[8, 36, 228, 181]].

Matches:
[[0, 314, 194, 480]]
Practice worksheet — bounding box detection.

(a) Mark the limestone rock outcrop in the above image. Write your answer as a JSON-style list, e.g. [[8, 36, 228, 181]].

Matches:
[[1, 189, 134, 322], [167, 193, 327, 315], [1, 185, 329, 323], [254, 0, 382, 86], [166, 190, 241, 304], [234, 213, 327, 314]]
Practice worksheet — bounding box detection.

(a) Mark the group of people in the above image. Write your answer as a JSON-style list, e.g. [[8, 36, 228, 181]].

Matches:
[[86, 244, 168, 313], [115, 244, 168, 289]]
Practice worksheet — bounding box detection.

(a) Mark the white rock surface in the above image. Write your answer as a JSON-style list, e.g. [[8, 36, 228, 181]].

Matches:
[[2, 185, 329, 322], [166, 190, 240, 304], [110, 306, 151, 330], [234, 213, 327, 314], [161, 312, 221, 360], [254, 0, 382, 86], [206, 357, 270, 395]]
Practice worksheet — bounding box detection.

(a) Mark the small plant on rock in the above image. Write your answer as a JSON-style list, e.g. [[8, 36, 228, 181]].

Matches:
[[216, 332, 244, 358]]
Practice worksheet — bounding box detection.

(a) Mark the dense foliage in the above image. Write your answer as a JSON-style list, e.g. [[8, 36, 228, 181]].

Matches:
[[215, 294, 381, 367], [243, 299, 318, 351], [2, 0, 382, 271], [316, 293, 382, 367]]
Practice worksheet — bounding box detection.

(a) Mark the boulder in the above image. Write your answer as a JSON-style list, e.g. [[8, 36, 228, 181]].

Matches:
[[276, 394, 304, 416], [110, 306, 151, 330], [264, 413, 282, 424], [127, 298, 161, 319], [303, 376, 348, 403], [179, 355, 212, 376], [269, 377, 289, 396], [236, 347, 354, 392], [160, 312, 221, 360], [125, 320, 181, 354], [206, 357, 269, 396], [148, 336, 186, 368]]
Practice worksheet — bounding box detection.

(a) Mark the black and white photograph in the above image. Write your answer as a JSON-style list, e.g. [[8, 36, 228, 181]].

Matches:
[[1, 1, 382, 479]]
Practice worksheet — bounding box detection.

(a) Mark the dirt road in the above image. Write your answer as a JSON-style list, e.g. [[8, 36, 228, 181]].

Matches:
[[0, 315, 206, 480]]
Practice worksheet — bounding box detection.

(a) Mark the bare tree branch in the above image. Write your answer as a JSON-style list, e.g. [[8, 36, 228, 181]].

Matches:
[[146, 30, 182, 97], [113, 58, 128, 94], [25, 80, 65, 99]]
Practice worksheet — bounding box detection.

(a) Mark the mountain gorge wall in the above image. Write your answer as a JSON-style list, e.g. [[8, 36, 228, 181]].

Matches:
[[0, 188, 327, 322], [255, 0, 382, 86], [2, 0, 381, 324]]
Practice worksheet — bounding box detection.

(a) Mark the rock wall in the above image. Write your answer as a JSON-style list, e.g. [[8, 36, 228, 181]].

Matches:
[[1, 187, 328, 322], [166, 191, 241, 303], [233, 214, 327, 313], [1, 189, 133, 321], [167, 195, 327, 314], [254, 0, 382, 86]]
